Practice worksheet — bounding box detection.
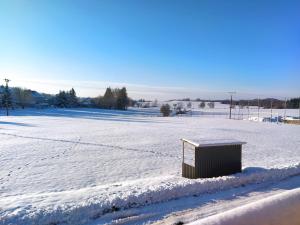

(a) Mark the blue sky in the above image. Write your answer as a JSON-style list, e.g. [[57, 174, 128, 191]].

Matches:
[[0, 0, 299, 99]]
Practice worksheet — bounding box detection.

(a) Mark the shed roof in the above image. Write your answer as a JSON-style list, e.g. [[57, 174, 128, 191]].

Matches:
[[181, 138, 246, 148]]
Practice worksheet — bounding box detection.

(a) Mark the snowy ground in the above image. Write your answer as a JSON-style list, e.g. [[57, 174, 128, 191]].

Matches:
[[94, 175, 300, 225], [0, 106, 300, 224]]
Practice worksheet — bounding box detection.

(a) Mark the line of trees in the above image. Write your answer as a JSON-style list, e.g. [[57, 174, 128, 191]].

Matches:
[[0, 83, 131, 114], [54, 88, 78, 108], [287, 98, 300, 109], [0, 86, 34, 110], [92, 87, 130, 110], [221, 98, 300, 109], [54, 87, 130, 110], [1, 78, 298, 115], [0, 83, 11, 115], [14, 87, 34, 109]]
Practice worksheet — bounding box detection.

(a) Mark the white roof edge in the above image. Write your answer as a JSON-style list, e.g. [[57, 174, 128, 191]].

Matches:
[[181, 138, 246, 148], [181, 138, 200, 147]]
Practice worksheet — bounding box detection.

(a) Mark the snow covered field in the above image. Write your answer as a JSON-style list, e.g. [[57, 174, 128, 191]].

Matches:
[[0, 106, 300, 224]]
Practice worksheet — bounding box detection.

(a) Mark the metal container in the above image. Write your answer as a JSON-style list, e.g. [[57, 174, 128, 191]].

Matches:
[[181, 139, 246, 178]]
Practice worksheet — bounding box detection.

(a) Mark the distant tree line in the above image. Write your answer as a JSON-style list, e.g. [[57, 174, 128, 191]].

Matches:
[[54, 87, 131, 110], [287, 98, 300, 109], [1, 79, 298, 115], [221, 98, 300, 109], [167, 98, 300, 109], [0, 84, 131, 114], [0, 86, 34, 110], [92, 87, 130, 110], [14, 87, 34, 109]]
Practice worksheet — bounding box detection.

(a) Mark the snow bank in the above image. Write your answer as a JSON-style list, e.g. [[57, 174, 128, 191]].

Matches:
[[189, 188, 300, 225], [1, 163, 300, 225]]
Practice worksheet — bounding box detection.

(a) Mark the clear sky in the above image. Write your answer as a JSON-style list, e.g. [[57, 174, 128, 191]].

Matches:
[[0, 0, 299, 100]]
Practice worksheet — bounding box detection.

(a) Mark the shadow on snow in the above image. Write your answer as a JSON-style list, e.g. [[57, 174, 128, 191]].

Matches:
[[0, 108, 166, 124]]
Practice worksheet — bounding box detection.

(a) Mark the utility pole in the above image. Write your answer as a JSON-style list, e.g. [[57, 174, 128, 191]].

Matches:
[[257, 98, 260, 121], [270, 99, 273, 121], [298, 97, 300, 121], [284, 98, 287, 120], [228, 92, 236, 119], [238, 101, 241, 120], [4, 78, 10, 116], [247, 100, 250, 120]]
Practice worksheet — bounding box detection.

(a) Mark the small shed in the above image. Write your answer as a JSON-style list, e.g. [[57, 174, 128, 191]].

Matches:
[[181, 138, 246, 178]]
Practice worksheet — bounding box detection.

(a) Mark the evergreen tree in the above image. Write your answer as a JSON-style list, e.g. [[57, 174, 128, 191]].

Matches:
[[0, 85, 4, 109], [93, 87, 130, 110], [116, 87, 129, 110], [69, 88, 78, 107], [55, 91, 68, 107], [2, 81, 12, 115], [54, 88, 78, 108], [287, 98, 300, 109], [207, 102, 215, 108], [102, 87, 115, 109]]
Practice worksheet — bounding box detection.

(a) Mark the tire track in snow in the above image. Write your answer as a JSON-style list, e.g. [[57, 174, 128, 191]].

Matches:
[[0, 132, 179, 159]]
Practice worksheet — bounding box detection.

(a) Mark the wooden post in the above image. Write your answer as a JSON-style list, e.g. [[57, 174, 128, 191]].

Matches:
[[182, 141, 185, 163]]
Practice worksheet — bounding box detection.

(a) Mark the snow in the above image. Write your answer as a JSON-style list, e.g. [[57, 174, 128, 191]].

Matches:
[[0, 107, 300, 224], [285, 116, 300, 121], [181, 138, 246, 147], [95, 174, 300, 225], [188, 188, 300, 225], [183, 101, 300, 119]]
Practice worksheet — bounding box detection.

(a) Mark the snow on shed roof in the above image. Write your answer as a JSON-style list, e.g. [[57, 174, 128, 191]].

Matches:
[[181, 138, 246, 148]]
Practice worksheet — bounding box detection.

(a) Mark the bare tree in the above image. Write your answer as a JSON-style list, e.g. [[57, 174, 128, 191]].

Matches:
[[187, 101, 192, 108], [152, 99, 158, 107], [14, 87, 33, 109], [207, 102, 215, 108]]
